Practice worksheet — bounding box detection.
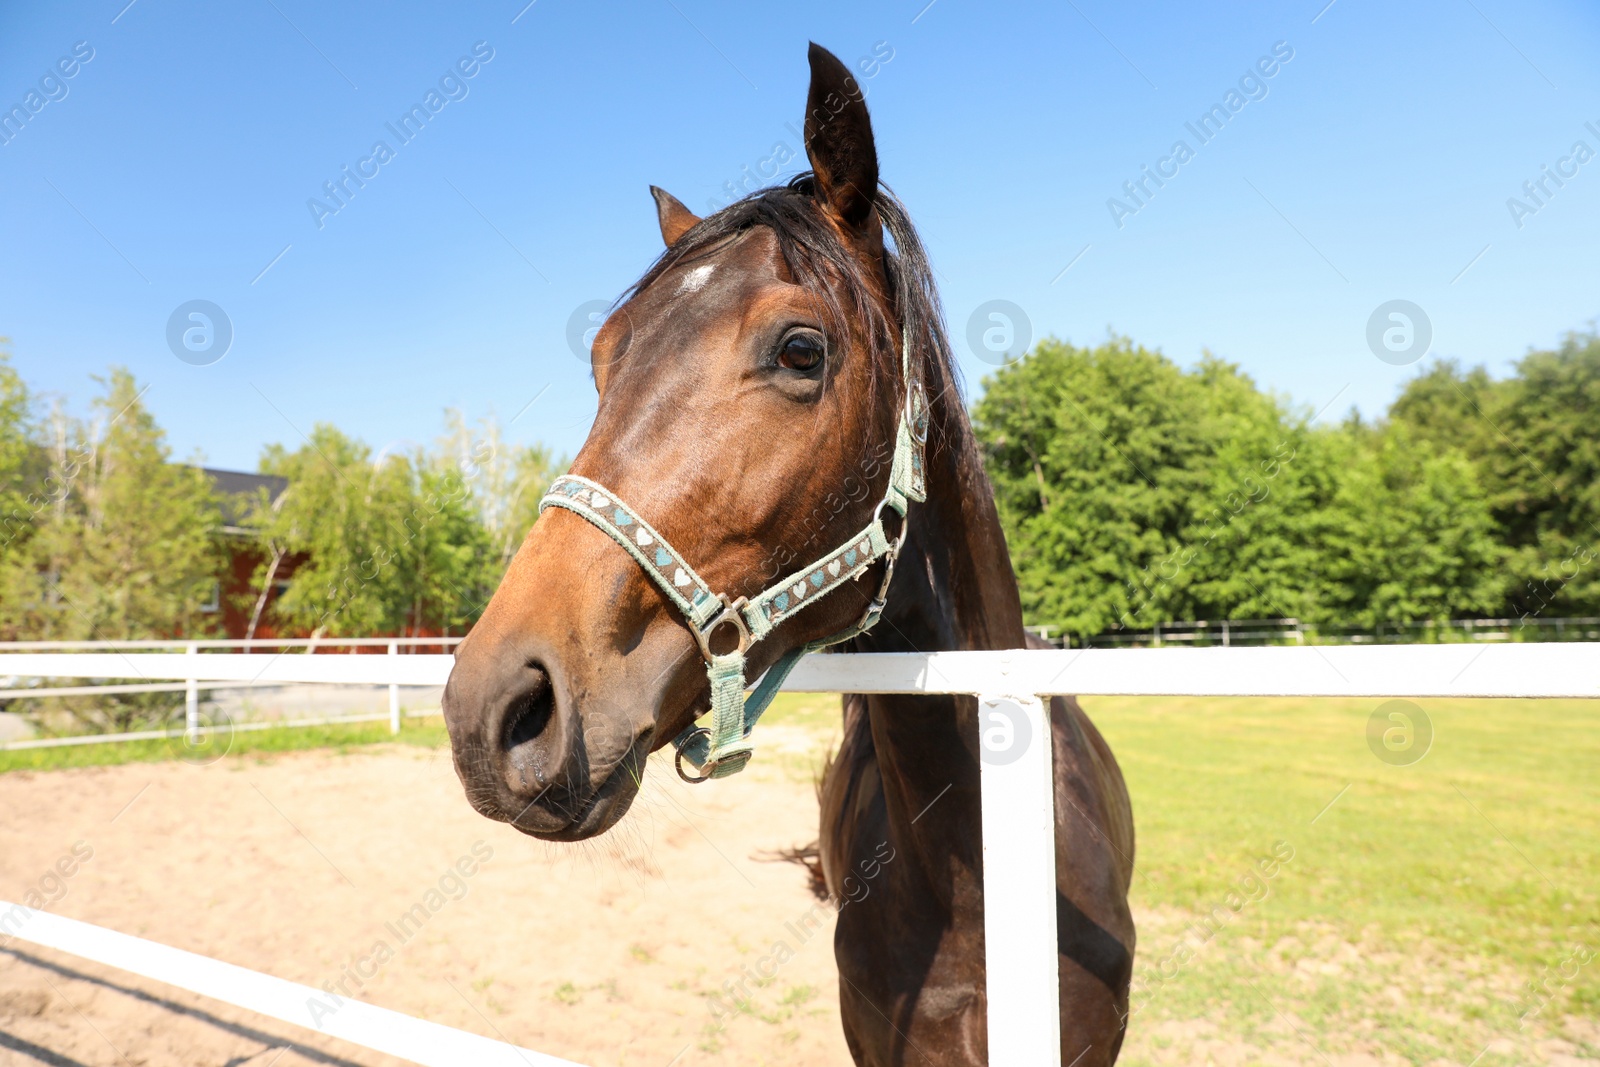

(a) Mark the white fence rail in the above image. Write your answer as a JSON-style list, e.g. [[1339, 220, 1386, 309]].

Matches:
[[2, 642, 1597, 1066], [7, 640, 1598, 697], [0, 904, 579, 1067], [1, 637, 461, 745], [1039, 614, 1600, 648]]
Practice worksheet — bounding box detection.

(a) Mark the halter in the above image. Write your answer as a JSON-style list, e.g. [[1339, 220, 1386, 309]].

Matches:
[[538, 328, 928, 782]]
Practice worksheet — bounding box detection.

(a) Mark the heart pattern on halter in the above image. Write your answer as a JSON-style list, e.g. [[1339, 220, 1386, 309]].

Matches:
[[674, 568, 691, 587], [635, 527, 653, 547], [750, 528, 901, 626]]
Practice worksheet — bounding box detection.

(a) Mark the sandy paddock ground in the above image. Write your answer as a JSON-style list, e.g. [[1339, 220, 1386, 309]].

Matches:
[[7, 726, 1594, 1067], [0, 726, 853, 1067]]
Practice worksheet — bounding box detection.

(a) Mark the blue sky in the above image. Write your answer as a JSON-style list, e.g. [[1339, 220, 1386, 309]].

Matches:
[[2, 0, 1597, 470]]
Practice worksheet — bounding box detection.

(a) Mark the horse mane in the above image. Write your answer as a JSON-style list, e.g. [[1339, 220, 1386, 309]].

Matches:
[[620, 174, 964, 432]]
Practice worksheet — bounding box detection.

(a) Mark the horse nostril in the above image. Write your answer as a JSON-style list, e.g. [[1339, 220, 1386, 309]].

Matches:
[[502, 664, 558, 784]]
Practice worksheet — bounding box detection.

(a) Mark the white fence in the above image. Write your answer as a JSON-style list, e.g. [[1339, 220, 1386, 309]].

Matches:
[[2, 642, 1597, 1066], [0, 904, 580, 1067], [0, 637, 462, 748], [1040, 614, 1600, 648]]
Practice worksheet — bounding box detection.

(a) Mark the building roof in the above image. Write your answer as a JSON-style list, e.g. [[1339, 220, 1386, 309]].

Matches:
[[201, 468, 288, 530]]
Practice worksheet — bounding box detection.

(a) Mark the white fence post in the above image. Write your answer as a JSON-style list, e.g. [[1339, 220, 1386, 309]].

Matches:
[[388, 641, 400, 735], [977, 694, 1062, 1066], [184, 642, 199, 741]]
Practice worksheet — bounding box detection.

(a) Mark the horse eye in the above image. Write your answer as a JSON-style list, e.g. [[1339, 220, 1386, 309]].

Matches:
[[778, 333, 824, 372]]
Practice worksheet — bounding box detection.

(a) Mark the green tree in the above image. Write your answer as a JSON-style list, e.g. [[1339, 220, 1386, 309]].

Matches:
[[1303, 422, 1505, 627], [1488, 331, 1600, 616], [975, 337, 1318, 636], [252, 424, 493, 636], [975, 337, 1510, 638], [0, 368, 221, 642], [252, 426, 399, 636], [0, 368, 222, 731], [0, 345, 37, 566], [396, 455, 495, 633], [437, 409, 567, 577], [1387, 358, 1498, 456], [1122, 362, 1329, 626], [1391, 331, 1600, 617]]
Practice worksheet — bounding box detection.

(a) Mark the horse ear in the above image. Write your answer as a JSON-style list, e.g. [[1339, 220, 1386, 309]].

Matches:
[[650, 186, 701, 246], [803, 42, 878, 233]]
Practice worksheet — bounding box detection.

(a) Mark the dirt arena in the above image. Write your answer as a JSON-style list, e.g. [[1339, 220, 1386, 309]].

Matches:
[[0, 724, 853, 1066]]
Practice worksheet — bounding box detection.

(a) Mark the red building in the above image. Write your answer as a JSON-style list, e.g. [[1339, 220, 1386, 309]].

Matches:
[[202, 468, 302, 639]]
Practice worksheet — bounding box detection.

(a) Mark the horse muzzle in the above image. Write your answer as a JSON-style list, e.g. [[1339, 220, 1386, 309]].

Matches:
[[442, 643, 653, 841]]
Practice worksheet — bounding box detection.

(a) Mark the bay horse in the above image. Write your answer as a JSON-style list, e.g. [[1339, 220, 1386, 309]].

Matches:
[[442, 43, 1135, 1065]]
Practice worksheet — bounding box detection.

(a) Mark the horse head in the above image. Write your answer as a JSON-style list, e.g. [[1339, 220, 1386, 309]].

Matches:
[[443, 44, 931, 841]]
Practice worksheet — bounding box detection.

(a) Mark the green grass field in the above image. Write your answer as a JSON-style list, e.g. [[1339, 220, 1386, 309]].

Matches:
[[1086, 693, 1599, 1065], [0, 716, 451, 774], [761, 691, 1600, 1065], [6, 692, 1596, 1063]]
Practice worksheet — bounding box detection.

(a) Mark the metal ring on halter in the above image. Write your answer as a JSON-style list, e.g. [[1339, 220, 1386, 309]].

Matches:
[[694, 596, 752, 662], [674, 727, 715, 783], [873, 499, 909, 555]]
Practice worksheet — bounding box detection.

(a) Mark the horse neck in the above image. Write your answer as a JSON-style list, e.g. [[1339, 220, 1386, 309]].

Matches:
[[844, 359, 1026, 877], [874, 360, 1026, 656], [809, 346, 1024, 919]]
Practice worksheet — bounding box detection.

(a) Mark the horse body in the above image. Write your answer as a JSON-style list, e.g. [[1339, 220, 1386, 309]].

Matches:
[[442, 43, 1135, 1065]]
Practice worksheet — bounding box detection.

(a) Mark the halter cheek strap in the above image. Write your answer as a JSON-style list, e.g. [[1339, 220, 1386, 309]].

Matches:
[[538, 329, 928, 781]]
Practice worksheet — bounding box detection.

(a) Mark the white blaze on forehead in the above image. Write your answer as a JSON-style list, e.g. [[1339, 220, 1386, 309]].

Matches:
[[677, 264, 715, 294]]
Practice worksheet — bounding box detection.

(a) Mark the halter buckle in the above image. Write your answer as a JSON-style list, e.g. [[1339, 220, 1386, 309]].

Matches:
[[694, 596, 752, 662]]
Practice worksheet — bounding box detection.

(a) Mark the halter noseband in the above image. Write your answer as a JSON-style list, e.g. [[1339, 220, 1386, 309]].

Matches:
[[538, 328, 928, 782]]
